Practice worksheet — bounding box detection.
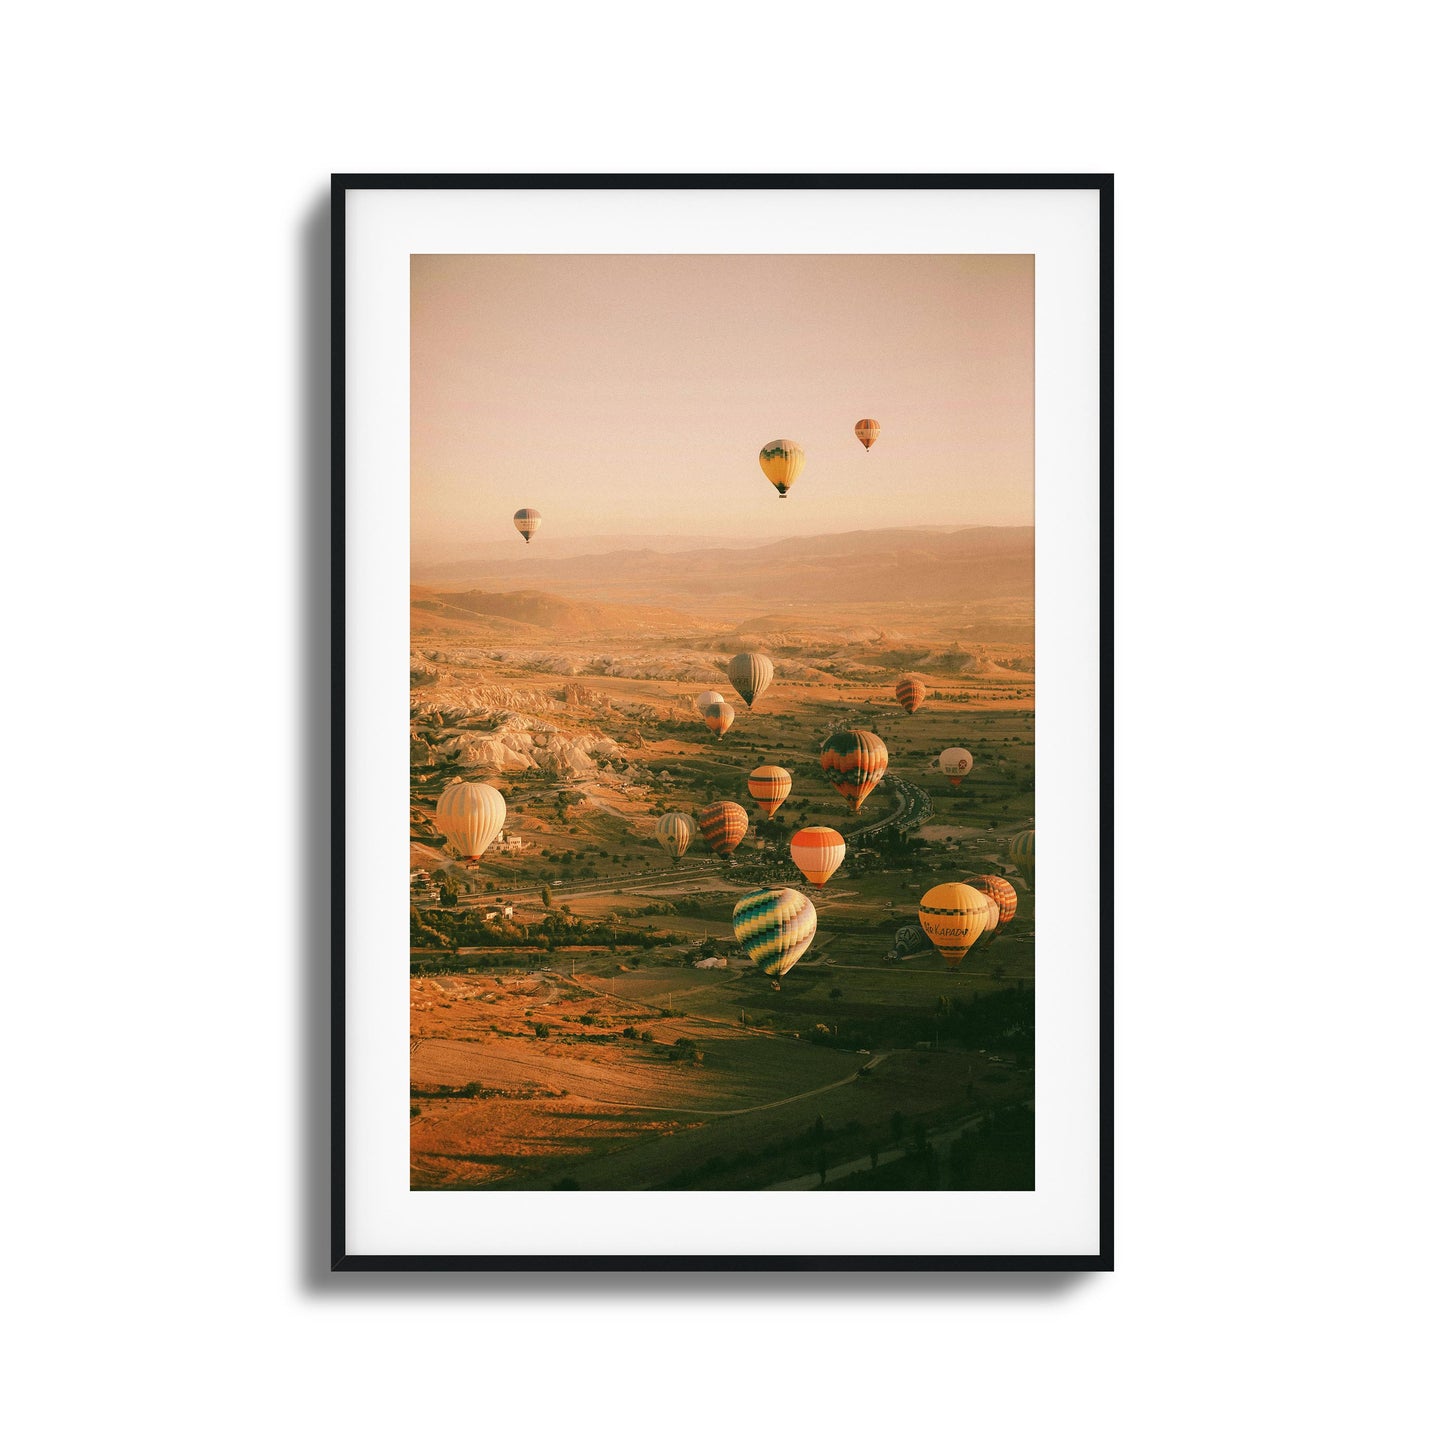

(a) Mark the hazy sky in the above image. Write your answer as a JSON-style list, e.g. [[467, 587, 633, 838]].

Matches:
[[411, 254, 1032, 564]]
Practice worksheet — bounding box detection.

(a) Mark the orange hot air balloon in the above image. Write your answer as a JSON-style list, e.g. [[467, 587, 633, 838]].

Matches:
[[819, 728, 889, 812], [918, 882, 993, 965], [702, 701, 735, 738], [699, 800, 748, 857], [965, 875, 1018, 942], [938, 747, 974, 786], [747, 765, 792, 820], [790, 826, 846, 887], [895, 677, 927, 715], [854, 418, 880, 452]]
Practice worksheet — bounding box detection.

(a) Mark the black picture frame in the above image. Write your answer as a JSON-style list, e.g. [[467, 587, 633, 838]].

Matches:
[[331, 173, 1113, 1272]]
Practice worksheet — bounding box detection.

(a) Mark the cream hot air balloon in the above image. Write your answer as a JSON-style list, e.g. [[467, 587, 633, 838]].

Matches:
[[655, 812, 695, 864], [918, 882, 992, 965], [747, 765, 792, 820], [758, 439, 804, 499], [974, 894, 1002, 951], [513, 508, 540, 543], [702, 701, 735, 738], [938, 747, 974, 786], [854, 418, 881, 452], [694, 689, 725, 714], [727, 652, 773, 709], [790, 827, 846, 887], [435, 781, 506, 861]]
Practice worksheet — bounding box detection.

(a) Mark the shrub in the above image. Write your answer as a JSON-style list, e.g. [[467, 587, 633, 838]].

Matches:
[[533, 1022, 550, 1038]]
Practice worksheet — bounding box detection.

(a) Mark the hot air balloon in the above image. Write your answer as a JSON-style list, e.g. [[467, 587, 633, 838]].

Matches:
[[702, 701, 735, 738], [513, 508, 540, 543], [918, 882, 993, 965], [819, 729, 889, 812], [1009, 830, 1036, 888], [789, 826, 846, 887], [965, 875, 1018, 943], [747, 765, 792, 820], [893, 923, 929, 959], [938, 747, 974, 786], [758, 439, 804, 499], [895, 677, 927, 715], [726, 652, 773, 709], [854, 418, 881, 452], [732, 887, 817, 982], [699, 800, 748, 857], [655, 812, 695, 864], [974, 894, 1002, 952], [694, 689, 725, 714], [434, 781, 506, 861]]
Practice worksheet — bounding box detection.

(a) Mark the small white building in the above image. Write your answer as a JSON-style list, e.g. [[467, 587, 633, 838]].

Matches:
[[694, 956, 728, 970]]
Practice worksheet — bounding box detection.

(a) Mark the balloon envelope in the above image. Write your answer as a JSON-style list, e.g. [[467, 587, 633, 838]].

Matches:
[[918, 882, 992, 964], [895, 677, 927, 715], [1009, 830, 1036, 886], [513, 508, 540, 543], [699, 800, 748, 857], [702, 701, 735, 737], [893, 923, 929, 958], [694, 689, 725, 713], [435, 781, 506, 860], [965, 875, 1018, 937], [727, 652, 774, 709], [747, 765, 792, 820], [820, 729, 889, 812], [790, 826, 846, 887], [733, 887, 817, 978], [854, 418, 881, 451], [655, 812, 695, 862], [758, 439, 804, 498], [939, 747, 974, 786]]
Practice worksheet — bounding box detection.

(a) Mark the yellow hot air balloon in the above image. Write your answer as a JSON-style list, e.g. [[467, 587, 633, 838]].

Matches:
[[513, 508, 540, 543], [790, 826, 846, 887], [727, 652, 774, 709], [747, 765, 792, 820], [702, 701, 735, 738], [854, 418, 880, 452], [918, 882, 992, 965], [758, 439, 804, 499], [435, 781, 506, 861], [655, 812, 695, 864]]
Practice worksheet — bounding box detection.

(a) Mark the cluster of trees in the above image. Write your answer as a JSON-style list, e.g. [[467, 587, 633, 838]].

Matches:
[[409, 905, 686, 952]]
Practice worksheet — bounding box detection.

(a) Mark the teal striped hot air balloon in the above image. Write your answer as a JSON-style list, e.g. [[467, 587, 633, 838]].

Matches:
[[732, 887, 817, 982]]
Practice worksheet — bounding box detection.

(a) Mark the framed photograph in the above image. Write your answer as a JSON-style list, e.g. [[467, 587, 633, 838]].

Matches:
[[333, 174, 1112, 1270]]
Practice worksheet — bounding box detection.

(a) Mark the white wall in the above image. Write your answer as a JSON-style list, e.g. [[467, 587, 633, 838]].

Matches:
[[4, 5, 1438, 1442]]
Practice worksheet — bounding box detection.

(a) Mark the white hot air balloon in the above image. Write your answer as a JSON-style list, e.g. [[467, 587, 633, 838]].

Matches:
[[694, 689, 725, 714], [435, 781, 506, 861]]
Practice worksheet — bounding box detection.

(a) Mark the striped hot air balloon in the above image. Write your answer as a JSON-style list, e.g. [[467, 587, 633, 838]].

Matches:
[[893, 923, 929, 959], [918, 882, 993, 965], [895, 676, 927, 715], [732, 887, 817, 980], [758, 439, 804, 498], [655, 812, 695, 864], [1009, 830, 1036, 888], [727, 652, 773, 709], [789, 826, 846, 887], [513, 507, 540, 543], [747, 765, 792, 820], [965, 875, 1018, 942], [694, 689, 725, 713], [819, 728, 889, 812], [938, 747, 974, 786], [435, 781, 506, 861], [854, 418, 881, 452], [702, 701, 735, 738], [699, 800, 748, 857]]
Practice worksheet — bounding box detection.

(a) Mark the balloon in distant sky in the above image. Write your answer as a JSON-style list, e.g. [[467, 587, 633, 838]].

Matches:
[[965, 875, 1018, 944], [747, 765, 792, 820], [694, 689, 725, 714], [854, 418, 881, 452], [727, 652, 774, 709], [1009, 830, 1036, 888], [655, 812, 695, 863], [699, 800, 748, 857], [918, 882, 993, 965], [895, 677, 927, 715], [733, 887, 817, 980], [790, 826, 846, 887], [939, 747, 974, 786], [702, 701, 735, 738], [513, 508, 540, 543], [435, 781, 506, 861], [758, 439, 805, 499], [819, 729, 889, 812]]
